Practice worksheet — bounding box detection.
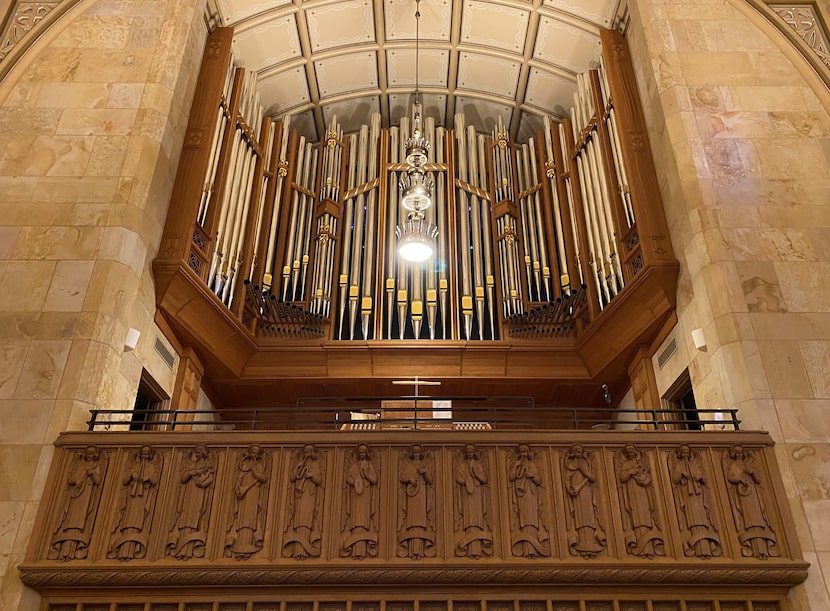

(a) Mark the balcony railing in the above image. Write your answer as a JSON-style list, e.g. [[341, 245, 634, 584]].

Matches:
[[86, 398, 741, 431]]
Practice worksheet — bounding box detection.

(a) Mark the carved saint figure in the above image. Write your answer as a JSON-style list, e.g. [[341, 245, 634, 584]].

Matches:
[[614, 444, 664, 557], [397, 444, 435, 559], [282, 444, 324, 559], [225, 444, 270, 559], [50, 445, 106, 561], [507, 444, 550, 558], [564, 444, 606, 558], [723, 445, 778, 559], [108, 445, 161, 561], [453, 443, 492, 558], [340, 443, 379, 559], [668, 444, 720, 558], [166, 444, 216, 560]]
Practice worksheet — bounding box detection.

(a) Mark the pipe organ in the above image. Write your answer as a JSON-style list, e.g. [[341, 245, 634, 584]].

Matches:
[[161, 28, 672, 345]]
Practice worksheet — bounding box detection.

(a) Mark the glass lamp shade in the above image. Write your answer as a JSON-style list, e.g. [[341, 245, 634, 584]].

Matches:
[[405, 132, 430, 168], [399, 169, 434, 211], [396, 218, 438, 263]]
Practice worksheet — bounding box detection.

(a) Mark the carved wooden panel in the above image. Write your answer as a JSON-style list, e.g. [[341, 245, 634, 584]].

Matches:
[[23, 431, 807, 598]]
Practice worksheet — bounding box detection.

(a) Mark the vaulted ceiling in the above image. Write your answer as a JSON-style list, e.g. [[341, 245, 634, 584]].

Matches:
[[211, 0, 627, 142]]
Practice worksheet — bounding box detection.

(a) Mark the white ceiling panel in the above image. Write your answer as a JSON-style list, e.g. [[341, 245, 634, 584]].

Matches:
[[454, 96, 512, 134], [315, 51, 378, 98], [534, 18, 601, 73], [286, 110, 317, 142], [218, 0, 292, 23], [389, 92, 447, 126], [544, 0, 619, 27], [306, 0, 376, 52], [232, 16, 300, 72], [517, 112, 545, 144], [386, 0, 452, 41], [323, 96, 382, 135], [387, 48, 449, 89], [457, 52, 520, 99], [460, 0, 529, 54], [524, 67, 575, 117], [257, 67, 310, 116]]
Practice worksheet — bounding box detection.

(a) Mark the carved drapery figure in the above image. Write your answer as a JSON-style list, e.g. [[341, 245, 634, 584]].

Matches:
[[397, 444, 435, 559], [283, 444, 324, 559], [225, 445, 270, 559], [340, 443, 379, 559], [453, 443, 492, 558], [166, 445, 216, 560], [49, 445, 106, 561], [668, 444, 721, 558], [564, 444, 606, 558], [723, 445, 778, 559], [507, 444, 550, 558], [614, 444, 664, 557], [108, 445, 161, 561]]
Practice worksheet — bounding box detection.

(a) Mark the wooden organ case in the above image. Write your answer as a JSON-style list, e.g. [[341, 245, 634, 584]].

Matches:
[[151, 27, 680, 414]]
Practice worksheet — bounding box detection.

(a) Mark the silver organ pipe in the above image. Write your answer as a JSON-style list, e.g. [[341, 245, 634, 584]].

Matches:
[[543, 116, 571, 294], [263, 115, 291, 291], [454, 114, 474, 339], [599, 57, 635, 228]]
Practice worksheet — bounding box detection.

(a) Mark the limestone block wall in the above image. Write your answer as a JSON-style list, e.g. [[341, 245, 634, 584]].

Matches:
[[0, 0, 206, 607], [625, 0, 830, 607]]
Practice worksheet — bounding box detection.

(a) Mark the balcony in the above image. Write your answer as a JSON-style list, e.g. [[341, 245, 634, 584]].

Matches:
[[21, 419, 807, 601]]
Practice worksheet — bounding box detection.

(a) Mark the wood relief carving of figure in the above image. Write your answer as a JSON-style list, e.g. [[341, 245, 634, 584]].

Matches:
[[225, 445, 270, 560], [340, 443, 379, 559], [723, 445, 778, 559], [397, 444, 436, 559], [507, 444, 550, 558], [453, 443, 492, 558], [49, 445, 106, 561], [564, 444, 606, 558], [166, 445, 216, 560], [283, 444, 324, 559], [108, 445, 161, 561], [669, 444, 721, 558], [614, 444, 664, 558]]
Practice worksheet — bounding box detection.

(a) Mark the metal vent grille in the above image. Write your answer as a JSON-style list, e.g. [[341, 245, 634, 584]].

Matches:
[[657, 337, 677, 369], [154, 337, 175, 369]]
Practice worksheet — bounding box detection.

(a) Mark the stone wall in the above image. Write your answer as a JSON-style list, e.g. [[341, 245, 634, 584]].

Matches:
[[0, 0, 206, 606], [626, 0, 830, 607]]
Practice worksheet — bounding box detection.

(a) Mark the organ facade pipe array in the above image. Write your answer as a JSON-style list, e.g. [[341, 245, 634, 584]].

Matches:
[[169, 28, 660, 340]]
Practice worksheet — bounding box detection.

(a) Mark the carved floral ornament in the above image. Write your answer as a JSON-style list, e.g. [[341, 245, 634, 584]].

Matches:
[[0, 1, 61, 63], [770, 3, 830, 68]]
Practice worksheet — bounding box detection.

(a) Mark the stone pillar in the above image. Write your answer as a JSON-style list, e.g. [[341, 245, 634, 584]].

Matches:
[[627, 0, 830, 606], [0, 0, 206, 606]]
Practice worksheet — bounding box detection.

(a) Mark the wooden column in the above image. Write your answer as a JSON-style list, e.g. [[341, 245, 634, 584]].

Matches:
[[171, 347, 205, 428], [627, 345, 661, 430], [157, 27, 233, 272], [600, 29, 674, 267]]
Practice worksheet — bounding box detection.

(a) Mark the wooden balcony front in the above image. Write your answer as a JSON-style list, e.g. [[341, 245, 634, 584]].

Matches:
[[21, 428, 808, 604]]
